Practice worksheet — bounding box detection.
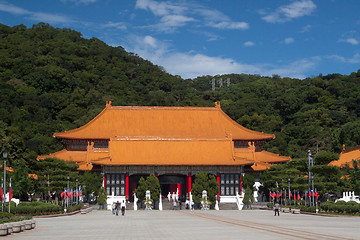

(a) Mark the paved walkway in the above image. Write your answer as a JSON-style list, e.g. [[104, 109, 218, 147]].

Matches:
[[4, 210, 360, 240]]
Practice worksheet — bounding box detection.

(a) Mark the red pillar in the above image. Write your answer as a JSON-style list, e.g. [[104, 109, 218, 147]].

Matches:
[[188, 173, 192, 193], [239, 174, 242, 194], [125, 173, 129, 200], [216, 173, 220, 196], [177, 183, 181, 196], [103, 175, 105, 188], [155, 173, 158, 178]]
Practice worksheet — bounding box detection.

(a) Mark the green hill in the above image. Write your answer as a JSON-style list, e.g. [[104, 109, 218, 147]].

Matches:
[[1, 22, 360, 170]]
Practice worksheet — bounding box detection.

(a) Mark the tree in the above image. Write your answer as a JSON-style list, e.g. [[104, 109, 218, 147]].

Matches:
[[134, 174, 161, 205], [191, 172, 219, 208], [35, 158, 79, 203], [134, 177, 147, 203], [79, 171, 102, 203], [243, 186, 254, 208]]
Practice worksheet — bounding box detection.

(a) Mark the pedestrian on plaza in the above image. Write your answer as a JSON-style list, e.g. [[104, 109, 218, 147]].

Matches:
[[173, 200, 177, 210], [274, 202, 280, 216], [115, 201, 120, 216], [112, 202, 116, 215], [121, 200, 126, 216]]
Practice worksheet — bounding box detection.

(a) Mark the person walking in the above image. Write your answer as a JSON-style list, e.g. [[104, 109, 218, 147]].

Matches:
[[121, 200, 126, 216], [111, 202, 116, 215], [274, 202, 280, 216], [115, 201, 120, 216]]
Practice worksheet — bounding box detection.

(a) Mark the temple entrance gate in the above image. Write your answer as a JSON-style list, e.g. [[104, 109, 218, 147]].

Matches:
[[158, 174, 187, 198]]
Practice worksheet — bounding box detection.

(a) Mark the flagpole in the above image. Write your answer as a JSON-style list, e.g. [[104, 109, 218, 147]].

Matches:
[[8, 178, 11, 213]]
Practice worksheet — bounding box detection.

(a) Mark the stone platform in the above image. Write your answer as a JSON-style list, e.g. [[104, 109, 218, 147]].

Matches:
[[5, 210, 359, 240]]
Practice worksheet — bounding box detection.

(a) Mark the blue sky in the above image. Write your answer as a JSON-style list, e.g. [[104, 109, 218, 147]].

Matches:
[[0, 0, 360, 79]]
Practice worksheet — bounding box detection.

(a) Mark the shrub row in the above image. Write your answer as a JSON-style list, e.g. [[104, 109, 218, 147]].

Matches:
[[320, 201, 360, 214], [0, 212, 31, 224], [67, 204, 83, 213], [11, 202, 63, 215]]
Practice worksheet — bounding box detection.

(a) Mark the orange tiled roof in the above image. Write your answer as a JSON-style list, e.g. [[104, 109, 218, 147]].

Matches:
[[329, 147, 360, 169], [38, 138, 290, 169], [251, 162, 273, 171], [254, 151, 291, 163], [96, 137, 242, 166], [38, 149, 93, 171], [53, 102, 275, 141]]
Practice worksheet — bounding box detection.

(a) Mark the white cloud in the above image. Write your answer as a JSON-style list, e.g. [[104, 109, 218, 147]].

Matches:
[[0, 2, 72, 24], [30, 12, 71, 24], [284, 37, 295, 44], [102, 21, 127, 30], [135, 0, 186, 16], [244, 41, 255, 47], [0, 2, 29, 15], [135, 0, 249, 32], [341, 38, 359, 45], [209, 21, 249, 30], [262, 0, 316, 23], [264, 57, 320, 79], [143, 35, 157, 48], [328, 54, 360, 64], [300, 24, 311, 33], [130, 35, 319, 79]]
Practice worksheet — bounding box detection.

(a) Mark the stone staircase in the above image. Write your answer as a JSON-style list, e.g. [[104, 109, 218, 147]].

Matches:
[[219, 203, 238, 210]]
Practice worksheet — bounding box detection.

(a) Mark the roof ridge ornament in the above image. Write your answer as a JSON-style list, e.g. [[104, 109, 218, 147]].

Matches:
[[106, 101, 112, 108], [214, 101, 221, 108]]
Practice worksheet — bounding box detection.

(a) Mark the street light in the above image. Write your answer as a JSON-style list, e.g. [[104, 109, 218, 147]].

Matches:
[[2, 148, 8, 212], [67, 176, 70, 209], [76, 178, 78, 205], [288, 177, 291, 205]]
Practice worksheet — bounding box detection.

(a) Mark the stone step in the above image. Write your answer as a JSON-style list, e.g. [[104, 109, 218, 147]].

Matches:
[[219, 203, 238, 210]]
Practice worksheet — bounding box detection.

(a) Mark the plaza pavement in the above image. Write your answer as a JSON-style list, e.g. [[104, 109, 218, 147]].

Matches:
[[4, 209, 360, 240]]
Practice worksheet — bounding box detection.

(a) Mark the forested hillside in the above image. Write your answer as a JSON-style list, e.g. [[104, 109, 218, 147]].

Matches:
[[1, 22, 360, 172]]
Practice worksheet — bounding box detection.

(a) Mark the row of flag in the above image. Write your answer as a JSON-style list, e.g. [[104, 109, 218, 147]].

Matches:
[[0, 178, 12, 202], [60, 189, 82, 199], [269, 189, 320, 201]]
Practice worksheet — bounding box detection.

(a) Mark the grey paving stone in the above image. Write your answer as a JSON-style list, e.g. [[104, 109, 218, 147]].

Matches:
[[6, 210, 360, 240]]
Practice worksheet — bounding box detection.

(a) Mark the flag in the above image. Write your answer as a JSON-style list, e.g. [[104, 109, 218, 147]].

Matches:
[[305, 191, 309, 197], [277, 191, 281, 199], [293, 190, 296, 201], [297, 191, 301, 201], [289, 191, 293, 198], [8, 178, 12, 201], [309, 190, 314, 197], [0, 179, 3, 202], [314, 189, 320, 201]]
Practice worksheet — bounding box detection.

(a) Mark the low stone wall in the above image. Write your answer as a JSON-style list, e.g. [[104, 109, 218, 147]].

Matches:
[[80, 206, 93, 214], [0, 219, 36, 237]]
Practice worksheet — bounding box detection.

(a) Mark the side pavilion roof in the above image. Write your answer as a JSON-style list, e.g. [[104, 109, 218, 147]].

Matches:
[[53, 102, 275, 141]]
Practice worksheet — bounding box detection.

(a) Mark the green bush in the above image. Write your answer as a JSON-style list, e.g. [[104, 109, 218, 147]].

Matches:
[[299, 205, 316, 212], [67, 204, 83, 213], [12, 201, 63, 215]]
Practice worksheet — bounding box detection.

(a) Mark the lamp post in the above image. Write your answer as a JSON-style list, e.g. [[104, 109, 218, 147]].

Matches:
[[76, 178, 78, 205], [2, 148, 8, 212], [67, 176, 69, 209], [308, 150, 312, 206], [288, 177, 291, 205]]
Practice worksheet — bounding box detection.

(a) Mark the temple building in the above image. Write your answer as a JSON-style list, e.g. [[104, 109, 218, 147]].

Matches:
[[38, 101, 290, 204], [329, 145, 360, 169]]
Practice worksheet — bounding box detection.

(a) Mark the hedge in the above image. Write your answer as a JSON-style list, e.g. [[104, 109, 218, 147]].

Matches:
[[11, 202, 63, 215]]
